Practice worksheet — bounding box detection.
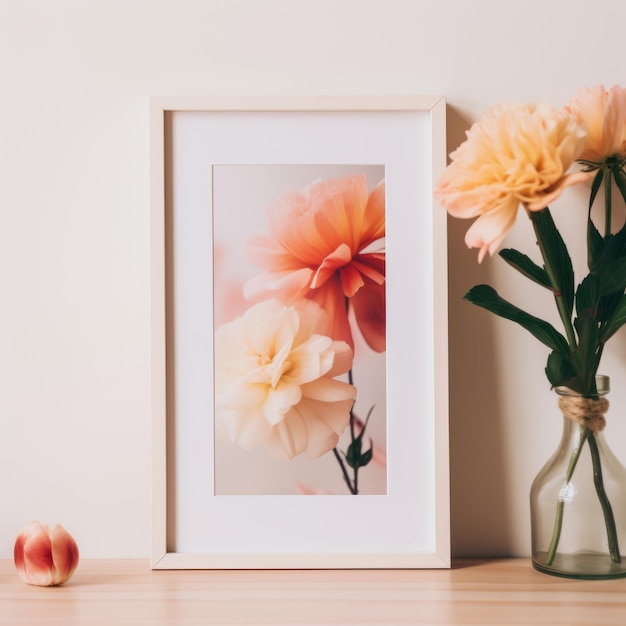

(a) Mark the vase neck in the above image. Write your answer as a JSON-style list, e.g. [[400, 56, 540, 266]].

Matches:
[[556, 389, 609, 434]]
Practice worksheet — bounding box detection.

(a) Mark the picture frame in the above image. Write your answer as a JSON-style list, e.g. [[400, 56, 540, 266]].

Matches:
[[150, 95, 449, 569]]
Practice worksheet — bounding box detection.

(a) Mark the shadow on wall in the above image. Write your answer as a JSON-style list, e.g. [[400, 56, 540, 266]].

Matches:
[[445, 105, 515, 557]]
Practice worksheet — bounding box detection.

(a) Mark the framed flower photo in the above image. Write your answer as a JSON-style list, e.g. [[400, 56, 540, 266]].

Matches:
[[150, 95, 449, 568]]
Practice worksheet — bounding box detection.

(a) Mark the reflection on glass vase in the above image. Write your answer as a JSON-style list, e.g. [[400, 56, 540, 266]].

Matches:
[[530, 376, 626, 579]]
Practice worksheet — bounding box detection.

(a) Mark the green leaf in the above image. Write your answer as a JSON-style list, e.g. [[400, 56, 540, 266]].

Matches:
[[598, 291, 624, 323], [614, 167, 626, 207], [545, 350, 576, 388], [602, 294, 626, 342], [529, 209, 575, 318], [345, 436, 362, 469], [588, 226, 626, 280], [571, 312, 601, 382], [575, 271, 625, 326], [588, 168, 604, 212], [345, 437, 373, 469], [359, 446, 373, 468], [588, 213, 604, 274], [464, 285, 570, 354], [599, 257, 626, 295], [604, 225, 626, 260], [568, 312, 601, 393], [575, 275, 599, 318], [590, 184, 626, 294], [499, 248, 550, 288]]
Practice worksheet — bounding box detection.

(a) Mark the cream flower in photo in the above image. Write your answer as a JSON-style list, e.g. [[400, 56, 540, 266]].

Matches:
[[214, 298, 356, 461], [436, 101, 588, 262]]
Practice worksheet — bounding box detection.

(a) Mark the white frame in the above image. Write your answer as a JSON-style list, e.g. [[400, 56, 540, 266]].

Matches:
[[151, 95, 449, 569]]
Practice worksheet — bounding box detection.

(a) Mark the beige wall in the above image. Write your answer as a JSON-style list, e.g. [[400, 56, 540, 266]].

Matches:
[[2, 0, 626, 558]]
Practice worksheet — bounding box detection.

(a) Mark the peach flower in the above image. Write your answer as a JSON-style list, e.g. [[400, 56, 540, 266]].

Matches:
[[214, 298, 356, 461], [565, 84, 626, 165], [436, 102, 588, 262], [244, 175, 385, 352], [14, 521, 79, 586]]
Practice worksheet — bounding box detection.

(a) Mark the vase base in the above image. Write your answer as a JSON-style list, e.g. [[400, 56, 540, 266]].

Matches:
[[532, 551, 626, 579]]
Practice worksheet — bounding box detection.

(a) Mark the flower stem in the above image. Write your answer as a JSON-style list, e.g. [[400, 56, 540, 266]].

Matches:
[[332, 447, 357, 495], [546, 426, 589, 565], [604, 167, 613, 237], [529, 205, 621, 565], [330, 367, 360, 493], [331, 297, 362, 495], [587, 433, 621, 563], [545, 421, 621, 566]]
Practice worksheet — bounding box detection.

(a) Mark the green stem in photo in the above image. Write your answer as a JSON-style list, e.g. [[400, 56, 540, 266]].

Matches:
[[333, 298, 360, 495], [333, 370, 374, 495], [347, 367, 360, 495], [332, 447, 357, 495], [332, 297, 375, 495]]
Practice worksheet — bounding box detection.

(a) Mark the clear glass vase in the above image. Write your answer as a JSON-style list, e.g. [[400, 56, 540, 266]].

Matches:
[[530, 376, 626, 579]]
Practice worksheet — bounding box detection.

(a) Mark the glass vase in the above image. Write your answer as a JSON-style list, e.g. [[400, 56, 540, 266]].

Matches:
[[530, 376, 626, 579]]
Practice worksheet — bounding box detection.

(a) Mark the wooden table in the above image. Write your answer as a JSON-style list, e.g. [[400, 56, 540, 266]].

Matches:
[[1, 558, 625, 625]]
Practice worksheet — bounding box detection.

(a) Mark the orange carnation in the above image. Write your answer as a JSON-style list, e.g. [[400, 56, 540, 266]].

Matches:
[[244, 175, 386, 351]]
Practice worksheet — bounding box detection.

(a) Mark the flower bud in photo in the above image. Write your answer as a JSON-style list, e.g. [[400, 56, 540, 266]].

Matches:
[[14, 521, 79, 586]]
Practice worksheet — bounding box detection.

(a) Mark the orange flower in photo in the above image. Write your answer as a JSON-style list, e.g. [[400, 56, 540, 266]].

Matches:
[[244, 175, 386, 352]]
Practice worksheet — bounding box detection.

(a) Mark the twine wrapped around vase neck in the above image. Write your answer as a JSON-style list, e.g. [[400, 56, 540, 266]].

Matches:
[[558, 395, 609, 433]]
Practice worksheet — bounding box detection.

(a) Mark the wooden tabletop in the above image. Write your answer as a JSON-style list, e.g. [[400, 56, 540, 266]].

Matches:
[[1, 558, 625, 625]]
